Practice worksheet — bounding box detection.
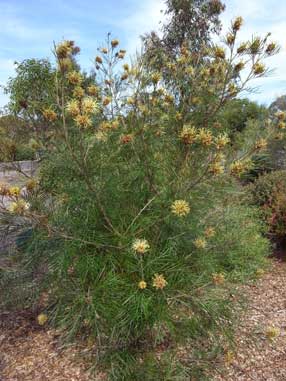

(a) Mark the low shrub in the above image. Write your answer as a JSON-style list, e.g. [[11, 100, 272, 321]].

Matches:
[[249, 170, 286, 240]]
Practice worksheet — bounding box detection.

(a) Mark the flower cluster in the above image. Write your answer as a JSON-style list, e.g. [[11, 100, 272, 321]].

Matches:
[[212, 273, 225, 285], [171, 200, 190, 217], [152, 274, 167, 290], [132, 239, 150, 254], [179, 125, 197, 145], [8, 199, 30, 214], [43, 108, 57, 122], [194, 238, 207, 249]]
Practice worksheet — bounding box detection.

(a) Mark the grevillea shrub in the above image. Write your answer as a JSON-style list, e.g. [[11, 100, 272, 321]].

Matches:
[[0, 20, 280, 379]]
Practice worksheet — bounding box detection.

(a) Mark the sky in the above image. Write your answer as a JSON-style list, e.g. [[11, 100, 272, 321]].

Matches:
[[0, 0, 286, 108]]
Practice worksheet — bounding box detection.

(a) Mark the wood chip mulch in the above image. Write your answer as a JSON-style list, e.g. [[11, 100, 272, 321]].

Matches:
[[213, 260, 286, 381], [1, 261, 286, 380], [0, 309, 105, 381]]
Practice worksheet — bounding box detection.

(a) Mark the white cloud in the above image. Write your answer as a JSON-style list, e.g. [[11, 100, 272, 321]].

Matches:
[[219, 0, 286, 104], [117, 0, 166, 53]]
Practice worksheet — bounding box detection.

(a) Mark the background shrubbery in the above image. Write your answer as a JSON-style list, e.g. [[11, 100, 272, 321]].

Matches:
[[249, 170, 286, 241]]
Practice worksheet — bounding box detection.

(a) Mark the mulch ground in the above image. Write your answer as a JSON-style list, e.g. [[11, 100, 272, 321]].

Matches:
[[2, 261, 286, 381], [0, 309, 106, 381], [213, 260, 286, 381]]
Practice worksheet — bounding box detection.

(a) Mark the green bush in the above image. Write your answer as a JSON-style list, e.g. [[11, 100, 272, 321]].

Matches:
[[249, 170, 286, 239], [15, 144, 35, 161]]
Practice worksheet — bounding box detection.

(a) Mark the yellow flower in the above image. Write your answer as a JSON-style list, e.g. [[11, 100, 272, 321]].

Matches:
[[73, 86, 85, 98], [256, 268, 265, 278], [185, 66, 194, 75], [278, 121, 286, 130], [232, 16, 243, 31], [190, 96, 201, 105], [231, 159, 252, 176], [9, 186, 20, 197], [266, 326, 280, 340], [101, 47, 108, 54], [234, 61, 245, 72], [151, 72, 161, 84], [66, 70, 83, 85], [58, 58, 73, 72], [95, 56, 103, 64], [197, 129, 213, 146], [224, 350, 235, 365], [250, 38, 261, 54], [111, 120, 120, 129], [82, 97, 98, 114], [102, 97, 112, 106], [8, 200, 30, 214], [123, 63, 129, 71], [209, 162, 224, 175], [111, 39, 120, 48], [275, 111, 286, 121], [175, 112, 183, 121], [74, 114, 92, 128], [26, 179, 37, 192], [164, 94, 174, 103], [204, 227, 215, 238], [226, 33, 235, 46], [87, 85, 98, 96], [126, 97, 135, 105], [56, 40, 74, 58], [177, 55, 188, 65], [121, 73, 128, 81], [171, 200, 190, 217], [66, 100, 80, 116], [120, 134, 133, 144], [37, 313, 48, 326], [237, 42, 248, 54], [212, 273, 225, 285], [117, 51, 125, 59], [95, 131, 108, 142], [138, 280, 147, 289], [132, 239, 150, 254], [230, 161, 243, 175], [253, 62, 265, 75], [43, 108, 57, 122], [266, 42, 276, 54], [179, 125, 197, 145], [194, 238, 207, 249], [255, 138, 267, 150], [152, 274, 167, 290], [214, 47, 225, 59], [0, 183, 10, 196], [215, 133, 230, 149], [275, 132, 284, 140], [228, 83, 238, 96]]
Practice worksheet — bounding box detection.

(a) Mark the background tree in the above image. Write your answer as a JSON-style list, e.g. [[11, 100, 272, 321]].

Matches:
[[142, 0, 225, 66], [219, 98, 268, 136], [269, 94, 286, 113], [4, 59, 56, 138], [0, 114, 36, 161]]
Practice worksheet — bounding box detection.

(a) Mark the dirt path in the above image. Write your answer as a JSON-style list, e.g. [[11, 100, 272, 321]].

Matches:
[[213, 260, 286, 381]]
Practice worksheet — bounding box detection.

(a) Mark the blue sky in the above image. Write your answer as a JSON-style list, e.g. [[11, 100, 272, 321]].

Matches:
[[1, 0, 286, 108]]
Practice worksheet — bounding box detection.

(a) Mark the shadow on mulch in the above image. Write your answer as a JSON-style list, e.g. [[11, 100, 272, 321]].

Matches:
[[271, 237, 286, 262], [0, 308, 46, 343]]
